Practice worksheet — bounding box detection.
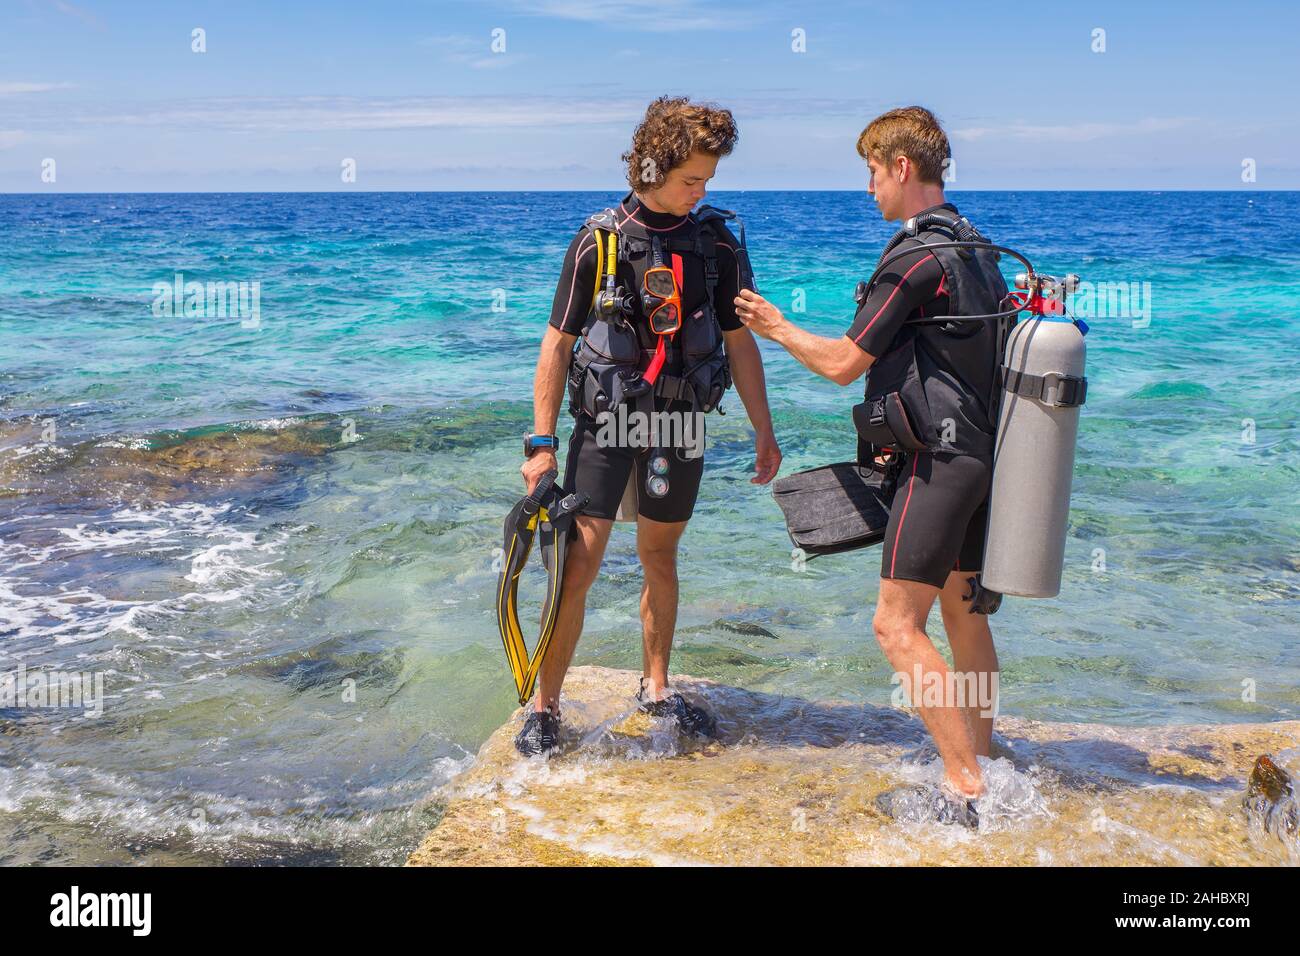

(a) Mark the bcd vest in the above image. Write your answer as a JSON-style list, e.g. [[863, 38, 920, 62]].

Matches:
[[567, 206, 750, 423], [852, 213, 1011, 459]]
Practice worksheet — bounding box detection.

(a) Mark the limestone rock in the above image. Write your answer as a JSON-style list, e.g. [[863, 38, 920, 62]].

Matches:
[[407, 666, 1300, 866]]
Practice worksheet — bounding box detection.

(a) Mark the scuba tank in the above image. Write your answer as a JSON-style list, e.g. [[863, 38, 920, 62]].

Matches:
[[981, 273, 1087, 598]]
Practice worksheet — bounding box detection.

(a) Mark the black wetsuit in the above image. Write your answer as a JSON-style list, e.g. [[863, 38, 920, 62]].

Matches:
[[549, 192, 748, 523], [845, 202, 999, 589]]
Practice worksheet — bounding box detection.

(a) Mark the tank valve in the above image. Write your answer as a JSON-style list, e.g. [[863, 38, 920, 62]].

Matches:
[[1016, 272, 1082, 316]]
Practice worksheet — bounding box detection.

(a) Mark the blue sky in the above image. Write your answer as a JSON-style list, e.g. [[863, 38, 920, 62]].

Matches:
[[1, 0, 1297, 191]]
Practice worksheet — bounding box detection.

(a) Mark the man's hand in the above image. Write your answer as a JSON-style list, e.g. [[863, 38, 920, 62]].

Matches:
[[752, 429, 782, 485], [521, 449, 558, 495], [734, 289, 786, 341]]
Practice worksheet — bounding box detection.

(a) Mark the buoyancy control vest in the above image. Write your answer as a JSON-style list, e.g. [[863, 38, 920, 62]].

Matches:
[[852, 210, 1012, 459], [567, 205, 751, 423]]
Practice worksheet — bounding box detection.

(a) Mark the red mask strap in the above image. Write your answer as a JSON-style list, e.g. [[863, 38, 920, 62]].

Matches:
[[645, 254, 685, 386], [643, 337, 667, 385]]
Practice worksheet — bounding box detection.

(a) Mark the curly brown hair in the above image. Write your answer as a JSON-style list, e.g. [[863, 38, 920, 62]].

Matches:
[[856, 106, 950, 185], [623, 96, 738, 190]]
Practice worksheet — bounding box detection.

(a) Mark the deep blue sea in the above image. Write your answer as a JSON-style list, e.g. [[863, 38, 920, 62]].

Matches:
[[1, 191, 1297, 864]]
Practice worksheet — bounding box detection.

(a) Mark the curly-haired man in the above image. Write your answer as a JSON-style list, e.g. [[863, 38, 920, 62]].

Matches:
[[516, 96, 781, 755]]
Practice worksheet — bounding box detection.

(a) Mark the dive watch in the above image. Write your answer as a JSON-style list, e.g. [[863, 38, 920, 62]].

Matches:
[[523, 433, 558, 458]]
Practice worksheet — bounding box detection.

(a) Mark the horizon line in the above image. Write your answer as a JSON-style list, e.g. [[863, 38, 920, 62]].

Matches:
[[1, 187, 1292, 196]]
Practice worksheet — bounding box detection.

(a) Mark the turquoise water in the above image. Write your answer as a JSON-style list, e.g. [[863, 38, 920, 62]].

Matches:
[[1, 191, 1297, 864]]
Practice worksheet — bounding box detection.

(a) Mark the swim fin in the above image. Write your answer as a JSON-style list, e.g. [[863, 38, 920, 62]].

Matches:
[[771, 461, 893, 558], [496, 471, 588, 706]]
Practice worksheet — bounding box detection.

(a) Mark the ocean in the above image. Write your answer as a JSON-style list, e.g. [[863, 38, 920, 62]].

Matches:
[[1, 190, 1297, 865]]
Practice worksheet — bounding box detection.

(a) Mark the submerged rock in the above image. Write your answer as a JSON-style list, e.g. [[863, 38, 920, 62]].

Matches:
[[406, 666, 1300, 867], [0, 416, 338, 505], [235, 637, 405, 695], [1243, 754, 1299, 841], [710, 619, 779, 640]]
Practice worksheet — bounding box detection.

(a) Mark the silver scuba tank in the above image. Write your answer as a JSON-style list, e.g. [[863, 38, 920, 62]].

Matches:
[[981, 274, 1087, 598]]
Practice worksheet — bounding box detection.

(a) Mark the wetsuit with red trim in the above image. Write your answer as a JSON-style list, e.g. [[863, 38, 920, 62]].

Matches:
[[548, 192, 747, 523], [845, 203, 997, 590]]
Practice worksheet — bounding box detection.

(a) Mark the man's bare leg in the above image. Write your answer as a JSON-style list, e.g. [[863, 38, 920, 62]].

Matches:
[[533, 514, 613, 714], [873, 578, 984, 798], [635, 514, 688, 699], [938, 570, 999, 758]]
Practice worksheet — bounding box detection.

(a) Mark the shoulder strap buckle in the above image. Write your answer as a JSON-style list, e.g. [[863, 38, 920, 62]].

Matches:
[[585, 207, 619, 233]]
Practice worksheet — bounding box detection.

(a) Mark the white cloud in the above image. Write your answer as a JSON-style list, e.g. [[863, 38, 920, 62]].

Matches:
[[416, 34, 526, 69], [6, 92, 886, 135], [505, 0, 735, 31], [953, 118, 1196, 143], [41, 95, 641, 132], [45, 0, 106, 31], [0, 81, 73, 95], [0, 130, 29, 149]]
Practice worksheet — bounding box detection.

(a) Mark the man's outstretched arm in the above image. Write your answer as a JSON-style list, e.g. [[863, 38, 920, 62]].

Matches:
[[734, 289, 875, 385], [733, 244, 944, 385]]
